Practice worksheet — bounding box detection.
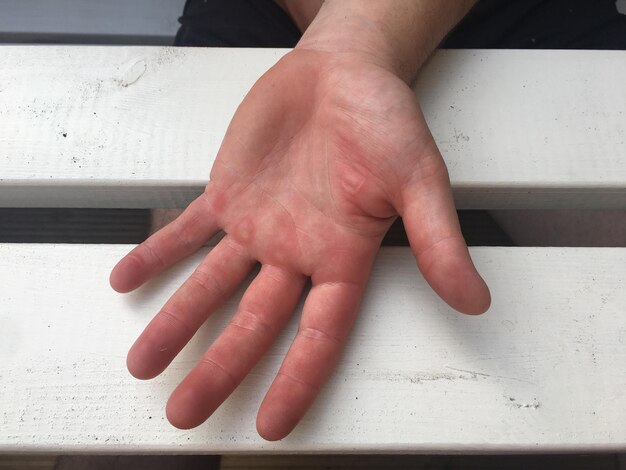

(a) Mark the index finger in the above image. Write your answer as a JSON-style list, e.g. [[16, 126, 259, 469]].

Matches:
[[110, 192, 220, 293]]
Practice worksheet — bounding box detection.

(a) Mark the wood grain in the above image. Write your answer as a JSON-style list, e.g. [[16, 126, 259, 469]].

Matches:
[[1, 245, 624, 453], [1, 47, 624, 208]]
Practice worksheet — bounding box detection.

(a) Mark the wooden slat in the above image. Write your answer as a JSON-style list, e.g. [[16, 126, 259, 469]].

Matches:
[[0, 0, 184, 44], [1, 245, 624, 453], [0, 47, 624, 209]]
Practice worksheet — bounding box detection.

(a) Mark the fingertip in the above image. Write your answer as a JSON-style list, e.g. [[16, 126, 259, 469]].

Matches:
[[256, 382, 305, 441], [434, 269, 491, 316], [126, 340, 162, 380], [109, 266, 126, 293], [110, 256, 143, 293], [165, 388, 207, 430], [256, 409, 287, 442], [166, 401, 194, 430], [418, 247, 491, 316], [126, 357, 153, 381], [456, 273, 491, 315]]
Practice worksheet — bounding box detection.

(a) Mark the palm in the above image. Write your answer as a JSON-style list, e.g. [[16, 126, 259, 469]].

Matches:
[[111, 49, 490, 440], [211, 52, 410, 272]]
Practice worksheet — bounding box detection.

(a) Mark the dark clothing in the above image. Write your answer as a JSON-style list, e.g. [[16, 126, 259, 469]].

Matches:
[[175, 0, 626, 49], [175, 0, 299, 48], [445, 0, 626, 49]]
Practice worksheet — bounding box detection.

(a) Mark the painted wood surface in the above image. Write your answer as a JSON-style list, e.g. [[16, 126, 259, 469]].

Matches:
[[0, 0, 185, 44], [1, 244, 624, 453], [0, 47, 625, 209]]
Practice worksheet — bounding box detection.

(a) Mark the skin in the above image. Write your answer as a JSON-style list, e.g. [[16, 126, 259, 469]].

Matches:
[[110, 0, 489, 441]]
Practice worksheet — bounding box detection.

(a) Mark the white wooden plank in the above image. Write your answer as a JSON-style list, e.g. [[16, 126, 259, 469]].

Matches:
[[0, 47, 624, 209], [0, 245, 624, 453], [0, 0, 185, 44]]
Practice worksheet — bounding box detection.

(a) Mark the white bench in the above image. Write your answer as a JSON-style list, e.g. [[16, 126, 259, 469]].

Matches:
[[0, 46, 625, 454]]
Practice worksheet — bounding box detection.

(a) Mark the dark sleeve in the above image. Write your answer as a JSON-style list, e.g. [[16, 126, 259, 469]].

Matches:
[[175, 0, 301, 48], [444, 0, 626, 50]]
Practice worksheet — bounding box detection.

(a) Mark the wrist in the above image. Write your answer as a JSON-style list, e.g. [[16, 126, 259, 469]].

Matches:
[[295, 2, 412, 82], [294, 0, 476, 84]]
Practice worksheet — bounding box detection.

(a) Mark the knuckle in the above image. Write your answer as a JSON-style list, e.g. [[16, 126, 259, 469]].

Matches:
[[412, 234, 462, 278], [171, 217, 196, 252], [230, 308, 276, 336], [277, 371, 319, 392], [141, 239, 166, 269], [188, 268, 227, 298], [222, 236, 249, 258], [159, 308, 194, 337], [405, 152, 449, 187], [199, 356, 238, 388], [298, 326, 341, 345]]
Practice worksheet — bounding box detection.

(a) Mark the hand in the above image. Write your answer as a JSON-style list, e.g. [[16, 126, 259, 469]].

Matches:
[[110, 48, 490, 440]]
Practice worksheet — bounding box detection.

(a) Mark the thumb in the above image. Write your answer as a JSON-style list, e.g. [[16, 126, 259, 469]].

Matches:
[[396, 145, 491, 315]]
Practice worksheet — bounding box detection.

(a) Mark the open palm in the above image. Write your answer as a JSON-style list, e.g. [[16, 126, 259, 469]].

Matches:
[[110, 49, 490, 440]]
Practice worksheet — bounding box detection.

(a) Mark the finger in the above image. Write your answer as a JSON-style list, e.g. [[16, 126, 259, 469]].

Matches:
[[256, 280, 364, 441], [398, 145, 490, 315], [110, 192, 220, 293], [126, 235, 255, 379], [166, 265, 306, 429]]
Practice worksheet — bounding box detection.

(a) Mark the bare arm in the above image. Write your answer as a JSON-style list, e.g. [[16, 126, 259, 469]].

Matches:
[[278, 0, 477, 83]]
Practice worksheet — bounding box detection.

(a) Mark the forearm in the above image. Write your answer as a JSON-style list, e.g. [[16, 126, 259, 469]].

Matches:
[[277, 0, 477, 84]]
